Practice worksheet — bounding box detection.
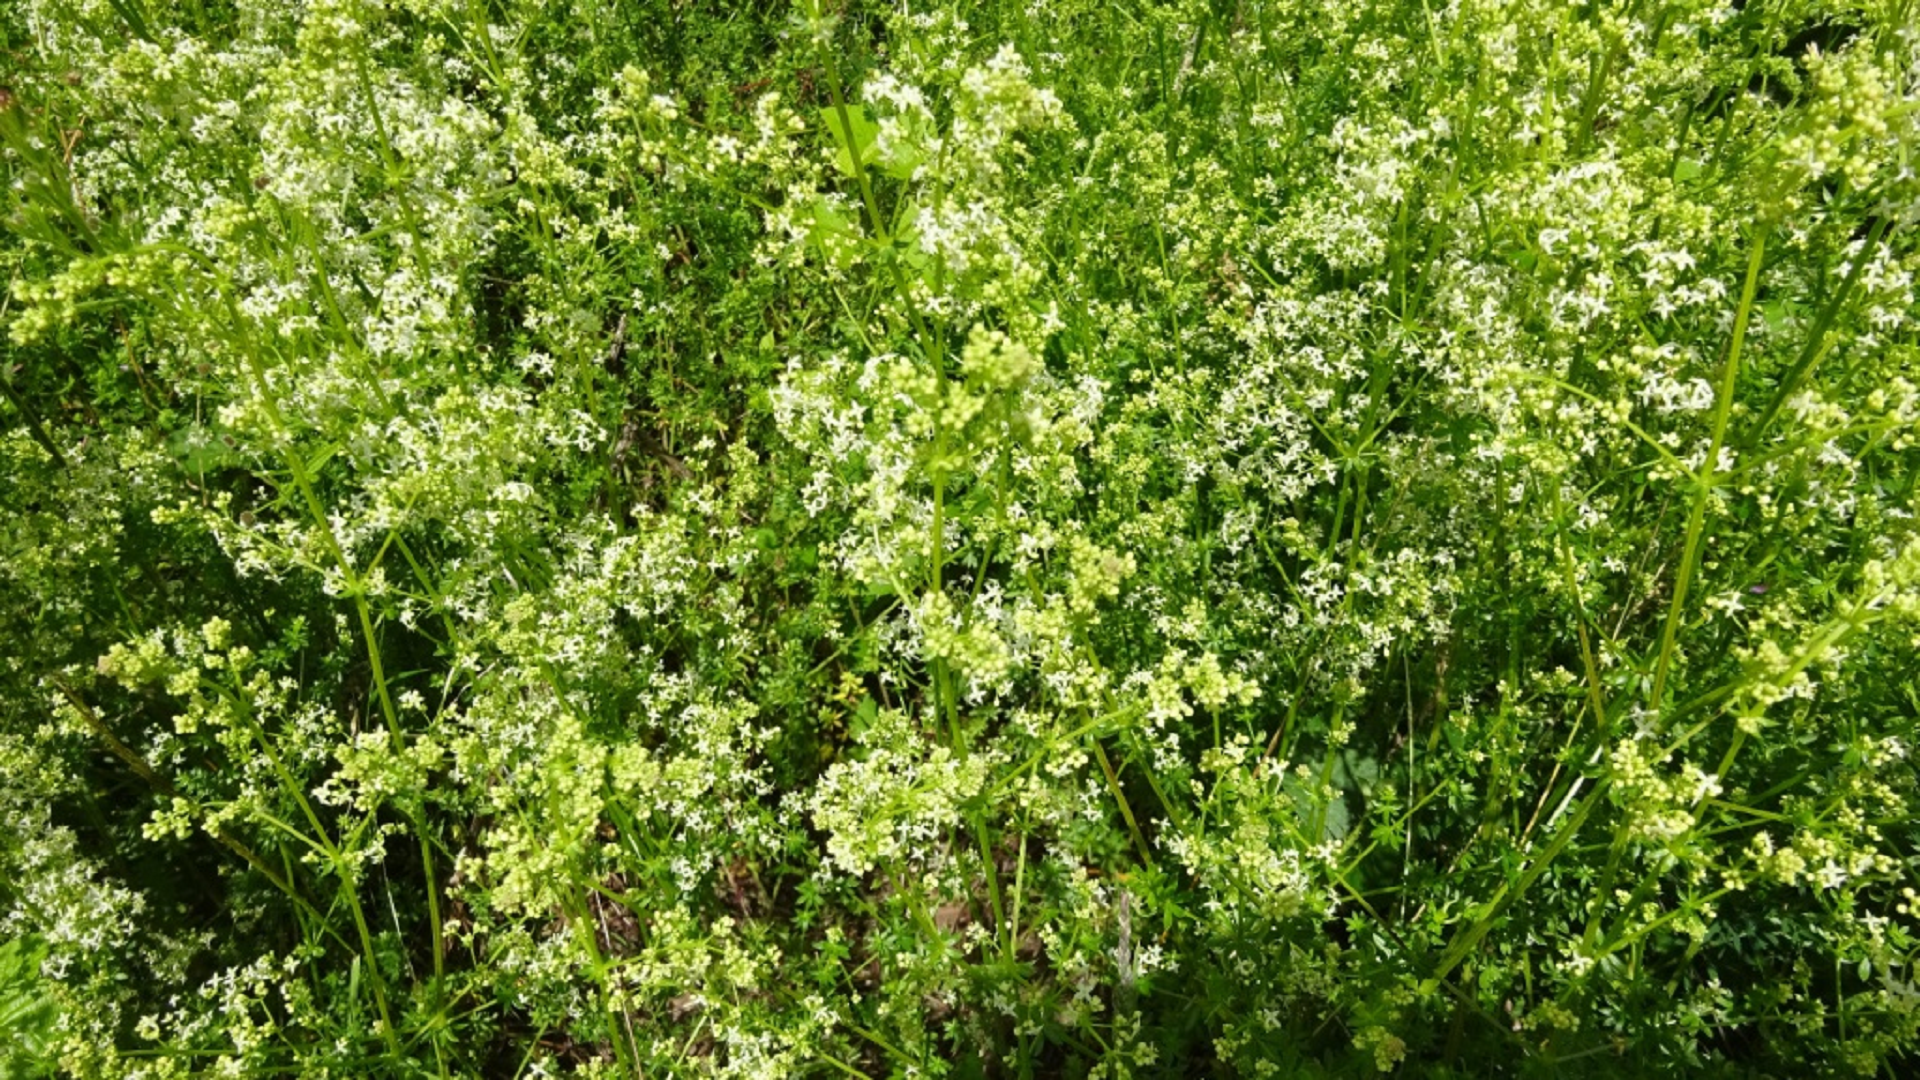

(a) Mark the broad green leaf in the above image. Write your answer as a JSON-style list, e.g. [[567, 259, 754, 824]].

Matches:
[[819, 105, 880, 178], [0, 936, 56, 1078], [876, 138, 923, 182], [806, 196, 866, 269]]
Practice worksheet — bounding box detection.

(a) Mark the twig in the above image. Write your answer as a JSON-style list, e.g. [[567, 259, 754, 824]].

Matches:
[[50, 675, 316, 911]]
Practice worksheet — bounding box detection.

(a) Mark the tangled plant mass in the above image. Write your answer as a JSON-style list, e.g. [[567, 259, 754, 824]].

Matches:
[[3, 0, 1920, 1075]]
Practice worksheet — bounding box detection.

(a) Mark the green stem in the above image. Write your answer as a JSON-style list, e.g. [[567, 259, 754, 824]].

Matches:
[[231, 316, 447, 993], [1434, 779, 1608, 980], [1650, 225, 1766, 714], [1093, 739, 1153, 865], [1745, 215, 1889, 448], [0, 376, 68, 468], [51, 678, 317, 915]]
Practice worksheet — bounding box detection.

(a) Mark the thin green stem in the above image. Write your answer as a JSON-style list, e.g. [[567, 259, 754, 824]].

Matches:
[[1745, 214, 1889, 447], [227, 307, 448, 1004], [1650, 225, 1766, 714]]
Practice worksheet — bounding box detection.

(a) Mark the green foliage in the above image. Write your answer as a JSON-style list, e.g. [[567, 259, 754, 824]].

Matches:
[[0, 936, 56, 1079], [2, 0, 1920, 1075]]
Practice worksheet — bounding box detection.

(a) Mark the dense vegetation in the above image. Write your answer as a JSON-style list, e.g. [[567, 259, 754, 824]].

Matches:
[[3, 0, 1919, 1075]]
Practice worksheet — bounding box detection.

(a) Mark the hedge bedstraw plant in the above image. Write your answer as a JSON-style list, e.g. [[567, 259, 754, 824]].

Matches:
[[3, 0, 1920, 1075]]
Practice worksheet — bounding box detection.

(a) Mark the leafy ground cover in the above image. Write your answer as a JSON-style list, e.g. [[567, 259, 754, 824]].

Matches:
[[3, 0, 1920, 1075]]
